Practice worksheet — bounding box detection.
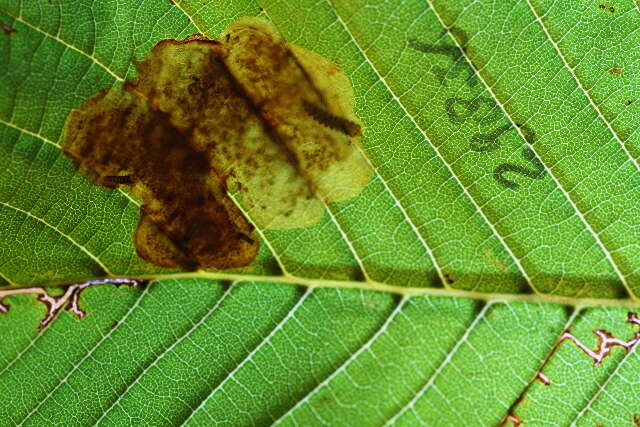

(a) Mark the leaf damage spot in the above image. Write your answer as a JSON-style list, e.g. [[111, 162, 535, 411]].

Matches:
[[609, 67, 622, 76], [503, 413, 523, 426], [442, 272, 455, 285], [62, 17, 371, 270], [1, 23, 16, 35], [625, 99, 634, 106], [534, 371, 551, 385], [598, 3, 616, 13], [559, 312, 640, 365], [0, 278, 146, 330], [499, 397, 526, 426]]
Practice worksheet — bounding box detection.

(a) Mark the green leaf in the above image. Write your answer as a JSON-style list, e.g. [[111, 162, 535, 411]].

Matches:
[[1, 0, 640, 425]]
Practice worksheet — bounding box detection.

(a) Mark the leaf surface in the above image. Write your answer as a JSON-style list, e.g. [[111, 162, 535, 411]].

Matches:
[[1, 0, 640, 425]]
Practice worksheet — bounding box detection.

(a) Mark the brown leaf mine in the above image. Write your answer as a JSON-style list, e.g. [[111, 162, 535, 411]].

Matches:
[[63, 18, 371, 270]]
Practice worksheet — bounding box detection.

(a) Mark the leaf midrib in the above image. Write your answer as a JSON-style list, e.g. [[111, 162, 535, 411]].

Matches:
[[3, 270, 637, 308]]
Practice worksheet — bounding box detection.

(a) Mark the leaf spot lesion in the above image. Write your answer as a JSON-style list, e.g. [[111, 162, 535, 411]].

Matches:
[[559, 312, 640, 365], [0, 278, 146, 330], [1, 23, 16, 35], [62, 17, 371, 271]]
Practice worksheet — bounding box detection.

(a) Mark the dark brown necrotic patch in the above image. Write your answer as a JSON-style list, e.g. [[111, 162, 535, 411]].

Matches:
[[64, 86, 257, 270], [62, 17, 371, 270]]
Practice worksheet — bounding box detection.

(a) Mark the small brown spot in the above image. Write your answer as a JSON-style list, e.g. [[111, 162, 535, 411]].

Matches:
[[625, 99, 634, 106], [1, 24, 16, 35], [167, 0, 176, 4], [443, 272, 455, 285], [598, 4, 615, 13], [609, 67, 622, 76], [633, 414, 640, 427], [110, 320, 119, 330]]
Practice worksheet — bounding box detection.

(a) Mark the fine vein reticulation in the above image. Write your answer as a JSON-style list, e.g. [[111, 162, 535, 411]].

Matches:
[[2, 0, 640, 425]]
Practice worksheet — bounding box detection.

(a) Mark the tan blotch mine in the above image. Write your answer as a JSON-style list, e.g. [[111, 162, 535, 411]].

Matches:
[[63, 17, 372, 270]]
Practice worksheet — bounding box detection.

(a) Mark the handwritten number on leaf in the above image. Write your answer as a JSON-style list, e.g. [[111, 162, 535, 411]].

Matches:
[[494, 148, 546, 189], [410, 29, 547, 190]]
